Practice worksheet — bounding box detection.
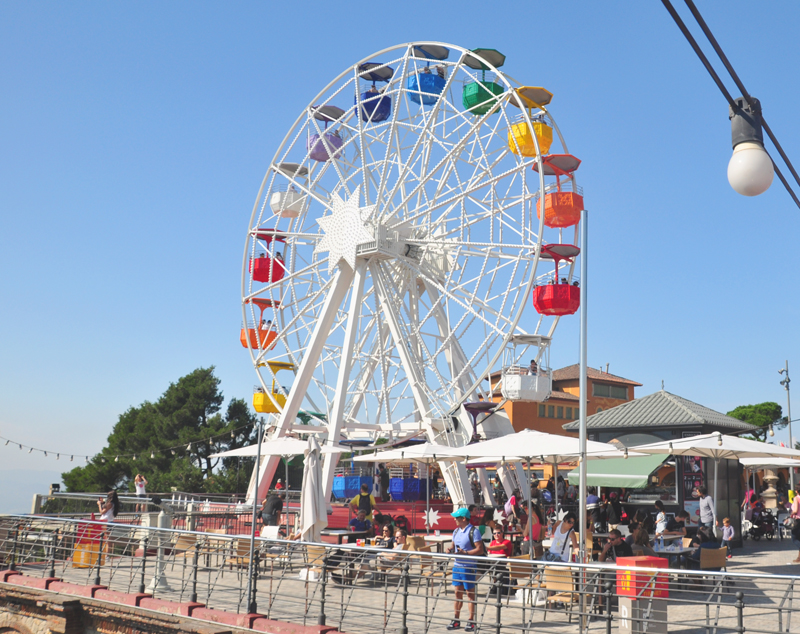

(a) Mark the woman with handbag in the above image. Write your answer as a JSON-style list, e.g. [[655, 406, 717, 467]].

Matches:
[[543, 511, 578, 562]]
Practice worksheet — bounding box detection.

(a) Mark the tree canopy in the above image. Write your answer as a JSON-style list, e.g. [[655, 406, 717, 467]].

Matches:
[[62, 367, 258, 494], [727, 402, 785, 442]]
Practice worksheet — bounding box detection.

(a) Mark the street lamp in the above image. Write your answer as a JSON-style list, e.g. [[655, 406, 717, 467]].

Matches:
[[728, 97, 774, 196], [779, 361, 794, 491]]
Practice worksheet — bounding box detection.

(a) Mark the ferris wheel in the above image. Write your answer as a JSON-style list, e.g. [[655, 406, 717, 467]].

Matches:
[[241, 42, 584, 504]]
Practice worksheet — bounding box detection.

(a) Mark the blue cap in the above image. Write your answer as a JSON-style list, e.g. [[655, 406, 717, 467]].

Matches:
[[451, 507, 471, 519]]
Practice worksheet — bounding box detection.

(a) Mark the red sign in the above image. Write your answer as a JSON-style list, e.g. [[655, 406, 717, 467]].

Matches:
[[616, 556, 669, 599]]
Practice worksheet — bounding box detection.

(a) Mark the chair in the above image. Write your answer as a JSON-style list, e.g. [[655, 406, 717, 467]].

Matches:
[[406, 535, 426, 551], [225, 539, 255, 575], [416, 545, 448, 595], [543, 566, 577, 622], [682, 537, 694, 549], [699, 547, 728, 573]]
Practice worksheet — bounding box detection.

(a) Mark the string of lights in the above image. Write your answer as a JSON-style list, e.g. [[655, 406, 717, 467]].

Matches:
[[661, 0, 800, 209], [0, 421, 258, 465]]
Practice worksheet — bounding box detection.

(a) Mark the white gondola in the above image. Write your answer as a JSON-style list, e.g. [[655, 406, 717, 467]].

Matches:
[[269, 162, 309, 218], [500, 334, 552, 402]]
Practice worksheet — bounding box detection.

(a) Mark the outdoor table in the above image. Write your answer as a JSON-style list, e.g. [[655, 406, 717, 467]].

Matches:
[[423, 534, 452, 553], [653, 546, 694, 570], [321, 529, 369, 545]]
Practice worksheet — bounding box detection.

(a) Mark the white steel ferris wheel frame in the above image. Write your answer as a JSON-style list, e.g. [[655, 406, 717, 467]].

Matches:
[[241, 42, 580, 505]]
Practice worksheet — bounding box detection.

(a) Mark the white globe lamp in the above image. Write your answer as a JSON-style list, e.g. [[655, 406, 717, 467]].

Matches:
[[728, 97, 773, 197]]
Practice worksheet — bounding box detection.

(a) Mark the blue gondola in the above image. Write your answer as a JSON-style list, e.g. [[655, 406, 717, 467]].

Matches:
[[356, 62, 394, 123], [407, 45, 450, 106]]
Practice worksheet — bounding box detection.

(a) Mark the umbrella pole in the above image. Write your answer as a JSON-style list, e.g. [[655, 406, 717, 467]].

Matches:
[[553, 461, 560, 521], [285, 457, 290, 538], [426, 460, 430, 535], [713, 458, 720, 538], [527, 458, 534, 560], [245, 419, 263, 614]]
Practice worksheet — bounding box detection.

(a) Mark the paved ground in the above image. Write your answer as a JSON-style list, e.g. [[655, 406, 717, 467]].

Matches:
[[13, 530, 800, 634]]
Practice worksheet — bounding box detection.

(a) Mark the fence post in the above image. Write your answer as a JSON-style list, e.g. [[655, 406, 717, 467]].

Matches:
[[93, 530, 105, 586], [190, 542, 200, 603], [248, 551, 260, 614], [318, 554, 328, 626], [494, 571, 503, 634], [138, 537, 149, 594], [605, 581, 613, 634], [9, 524, 19, 571], [735, 591, 745, 634], [401, 559, 410, 634], [48, 531, 57, 579]]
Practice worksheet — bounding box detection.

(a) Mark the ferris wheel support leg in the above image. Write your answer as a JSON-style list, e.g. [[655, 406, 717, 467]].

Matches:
[[496, 464, 518, 501], [476, 468, 496, 506], [252, 265, 355, 503], [321, 260, 368, 501]]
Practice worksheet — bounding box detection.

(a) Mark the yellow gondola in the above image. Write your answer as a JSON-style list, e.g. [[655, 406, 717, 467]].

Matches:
[[253, 361, 295, 414], [507, 86, 554, 157]]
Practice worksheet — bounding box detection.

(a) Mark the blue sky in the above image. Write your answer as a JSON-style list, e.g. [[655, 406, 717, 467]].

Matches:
[[1, 1, 798, 501]]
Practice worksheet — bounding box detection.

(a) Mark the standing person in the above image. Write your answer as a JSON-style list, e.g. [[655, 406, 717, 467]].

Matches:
[[606, 492, 622, 531], [97, 491, 121, 522], [446, 508, 485, 632], [654, 500, 668, 536], [134, 474, 148, 513], [275, 479, 284, 491], [556, 476, 566, 503], [350, 484, 378, 522], [379, 463, 391, 502], [696, 486, 717, 531], [259, 493, 283, 527], [522, 502, 545, 557], [721, 517, 734, 559]]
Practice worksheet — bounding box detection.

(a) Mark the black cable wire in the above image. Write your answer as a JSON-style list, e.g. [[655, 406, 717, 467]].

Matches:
[[659, 0, 736, 106], [661, 0, 800, 210], [683, 0, 800, 195]]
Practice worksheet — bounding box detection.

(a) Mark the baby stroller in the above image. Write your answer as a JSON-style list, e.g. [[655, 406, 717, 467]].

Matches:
[[748, 505, 777, 540]]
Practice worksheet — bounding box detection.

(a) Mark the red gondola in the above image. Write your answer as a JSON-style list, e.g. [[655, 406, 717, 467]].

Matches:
[[532, 244, 580, 316], [249, 229, 287, 283]]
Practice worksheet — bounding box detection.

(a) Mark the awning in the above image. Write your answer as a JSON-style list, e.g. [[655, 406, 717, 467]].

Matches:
[[567, 454, 668, 489]]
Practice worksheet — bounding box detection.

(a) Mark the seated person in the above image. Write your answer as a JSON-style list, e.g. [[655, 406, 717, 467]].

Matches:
[[664, 510, 690, 536], [378, 528, 409, 566], [632, 527, 657, 557], [347, 509, 373, 543], [374, 524, 395, 549], [487, 528, 513, 558], [599, 529, 634, 563], [684, 527, 720, 568]]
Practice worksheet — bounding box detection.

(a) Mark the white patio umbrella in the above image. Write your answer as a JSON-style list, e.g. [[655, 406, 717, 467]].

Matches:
[[210, 438, 344, 534], [443, 430, 633, 558], [631, 432, 800, 532], [298, 436, 328, 542], [353, 443, 461, 534]]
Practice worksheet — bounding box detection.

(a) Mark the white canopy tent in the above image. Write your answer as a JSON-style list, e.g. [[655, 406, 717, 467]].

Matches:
[[441, 430, 634, 557], [631, 432, 800, 531]]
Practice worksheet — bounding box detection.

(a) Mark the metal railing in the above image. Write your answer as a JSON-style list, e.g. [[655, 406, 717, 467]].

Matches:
[[1, 514, 798, 633]]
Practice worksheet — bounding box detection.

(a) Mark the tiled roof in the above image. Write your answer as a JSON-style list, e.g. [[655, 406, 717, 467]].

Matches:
[[562, 390, 756, 432], [552, 364, 642, 387], [547, 390, 580, 402]]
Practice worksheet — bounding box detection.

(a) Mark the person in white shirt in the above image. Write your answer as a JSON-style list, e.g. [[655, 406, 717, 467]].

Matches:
[[134, 474, 148, 513]]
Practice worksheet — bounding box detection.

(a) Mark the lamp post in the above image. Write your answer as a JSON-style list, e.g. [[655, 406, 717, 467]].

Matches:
[[780, 361, 794, 492]]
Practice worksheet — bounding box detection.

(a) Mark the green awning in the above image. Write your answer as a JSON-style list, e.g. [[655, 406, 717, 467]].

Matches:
[[567, 454, 668, 489]]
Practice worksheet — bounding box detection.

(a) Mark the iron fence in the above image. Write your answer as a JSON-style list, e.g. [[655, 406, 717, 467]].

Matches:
[[0, 513, 797, 633]]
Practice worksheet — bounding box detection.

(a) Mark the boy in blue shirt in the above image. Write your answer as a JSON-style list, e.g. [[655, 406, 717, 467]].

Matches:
[[445, 507, 485, 631]]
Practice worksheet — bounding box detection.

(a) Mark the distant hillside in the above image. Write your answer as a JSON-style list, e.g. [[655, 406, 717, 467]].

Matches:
[[0, 470, 62, 514]]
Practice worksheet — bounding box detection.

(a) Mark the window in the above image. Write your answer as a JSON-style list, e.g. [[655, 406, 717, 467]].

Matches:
[[592, 383, 628, 399], [556, 406, 564, 419], [566, 407, 573, 419], [547, 405, 555, 418], [539, 404, 545, 417], [596, 407, 604, 413]]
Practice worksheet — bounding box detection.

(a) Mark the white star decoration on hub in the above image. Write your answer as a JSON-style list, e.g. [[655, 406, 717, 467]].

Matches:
[[315, 186, 375, 274], [425, 508, 441, 529]]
